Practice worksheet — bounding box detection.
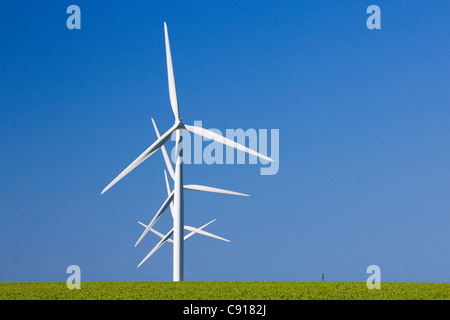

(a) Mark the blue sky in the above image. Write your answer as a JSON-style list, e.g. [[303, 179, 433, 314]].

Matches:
[[0, 1, 449, 283]]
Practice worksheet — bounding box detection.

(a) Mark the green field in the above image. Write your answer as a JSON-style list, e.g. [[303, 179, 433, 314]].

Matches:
[[0, 281, 448, 300]]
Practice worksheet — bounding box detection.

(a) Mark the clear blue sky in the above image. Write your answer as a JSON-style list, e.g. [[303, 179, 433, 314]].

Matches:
[[1, 1, 449, 283]]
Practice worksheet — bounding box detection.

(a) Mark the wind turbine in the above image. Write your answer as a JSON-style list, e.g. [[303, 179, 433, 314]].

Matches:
[[135, 118, 246, 269], [101, 22, 273, 281]]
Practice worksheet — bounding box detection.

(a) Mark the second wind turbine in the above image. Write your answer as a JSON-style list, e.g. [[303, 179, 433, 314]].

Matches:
[[101, 22, 273, 281]]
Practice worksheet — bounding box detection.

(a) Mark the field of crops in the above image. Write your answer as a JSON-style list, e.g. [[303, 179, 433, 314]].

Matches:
[[0, 281, 448, 300]]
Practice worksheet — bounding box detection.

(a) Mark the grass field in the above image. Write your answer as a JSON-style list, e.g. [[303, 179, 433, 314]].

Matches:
[[0, 281, 448, 300]]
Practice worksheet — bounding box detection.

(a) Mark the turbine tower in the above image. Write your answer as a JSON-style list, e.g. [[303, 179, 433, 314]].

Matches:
[[101, 22, 273, 281]]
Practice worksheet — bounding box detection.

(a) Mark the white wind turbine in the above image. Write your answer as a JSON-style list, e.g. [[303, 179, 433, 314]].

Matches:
[[101, 22, 273, 281]]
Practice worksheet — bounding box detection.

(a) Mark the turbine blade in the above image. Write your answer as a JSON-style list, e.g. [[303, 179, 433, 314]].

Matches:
[[138, 221, 174, 243], [137, 221, 147, 228], [164, 22, 180, 121], [184, 184, 249, 197], [184, 225, 230, 242], [135, 191, 174, 247], [101, 122, 178, 195], [137, 228, 174, 268], [184, 124, 273, 162], [152, 118, 175, 179], [164, 170, 174, 217], [184, 219, 216, 241]]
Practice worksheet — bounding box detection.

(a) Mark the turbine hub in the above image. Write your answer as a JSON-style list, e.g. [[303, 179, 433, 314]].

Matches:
[[176, 119, 185, 130]]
